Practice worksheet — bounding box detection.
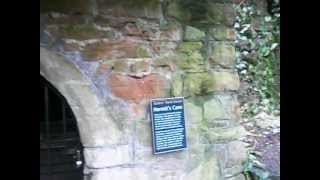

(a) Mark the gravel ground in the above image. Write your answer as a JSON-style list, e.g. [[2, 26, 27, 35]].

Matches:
[[241, 113, 280, 179]]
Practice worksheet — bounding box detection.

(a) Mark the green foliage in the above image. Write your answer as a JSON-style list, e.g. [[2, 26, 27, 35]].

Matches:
[[243, 150, 270, 180], [234, 0, 280, 117]]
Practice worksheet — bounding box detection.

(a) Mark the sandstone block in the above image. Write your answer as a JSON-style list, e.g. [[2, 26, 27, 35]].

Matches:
[[211, 71, 240, 91], [226, 141, 248, 168], [210, 42, 236, 68], [109, 73, 168, 103], [210, 26, 235, 41], [84, 145, 131, 168], [184, 26, 205, 41]]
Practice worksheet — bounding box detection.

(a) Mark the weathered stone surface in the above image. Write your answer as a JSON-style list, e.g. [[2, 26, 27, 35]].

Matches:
[[64, 83, 124, 146], [206, 3, 235, 26], [152, 56, 177, 71], [45, 13, 89, 26], [109, 73, 168, 103], [124, 19, 161, 40], [177, 42, 203, 54], [40, 0, 91, 14], [215, 94, 241, 121], [167, 1, 191, 22], [129, 60, 152, 77], [226, 141, 247, 168], [175, 52, 206, 73], [185, 99, 203, 124], [175, 42, 205, 72], [135, 119, 152, 147], [63, 42, 83, 52], [227, 174, 246, 180], [128, 103, 148, 119], [203, 97, 226, 122], [210, 26, 235, 41], [134, 145, 188, 167], [186, 146, 208, 172], [83, 38, 151, 60], [224, 165, 244, 179], [41, 1, 246, 178], [211, 71, 240, 91], [203, 94, 241, 125], [101, 58, 152, 77], [206, 125, 247, 143], [159, 21, 183, 42], [183, 73, 215, 96], [88, 166, 185, 180], [182, 155, 221, 180], [210, 42, 236, 68], [124, 22, 143, 36], [97, 1, 163, 19], [205, 3, 224, 24], [58, 24, 115, 40], [151, 41, 178, 56], [97, 62, 112, 74], [40, 48, 122, 147], [84, 145, 131, 168], [223, 4, 236, 27], [171, 73, 184, 97], [184, 26, 205, 41]]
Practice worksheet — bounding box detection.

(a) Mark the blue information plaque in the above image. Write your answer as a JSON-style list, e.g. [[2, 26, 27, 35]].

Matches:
[[150, 97, 187, 154]]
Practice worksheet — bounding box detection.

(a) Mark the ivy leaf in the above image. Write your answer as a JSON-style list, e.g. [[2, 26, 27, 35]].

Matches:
[[260, 46, 271, 57], [264, 16, 272, 22], [270, 43, 278, 50], [240, 24, 251, 34]]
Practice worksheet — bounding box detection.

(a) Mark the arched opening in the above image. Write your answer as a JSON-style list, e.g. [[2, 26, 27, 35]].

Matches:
[[40, 75, 84, 180]]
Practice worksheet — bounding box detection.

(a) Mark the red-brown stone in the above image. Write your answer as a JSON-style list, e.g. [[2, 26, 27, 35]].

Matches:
[[83, 37, 149, 60], [97, 63, 112, 74], [124, 23, 143, 36], [109, 74, 166, 103]]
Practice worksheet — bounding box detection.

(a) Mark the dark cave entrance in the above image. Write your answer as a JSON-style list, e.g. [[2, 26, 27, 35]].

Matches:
[[40, 75, 84, 180]]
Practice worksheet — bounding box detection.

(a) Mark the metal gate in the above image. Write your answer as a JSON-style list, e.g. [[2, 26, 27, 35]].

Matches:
[[40, 76, 84, 180]]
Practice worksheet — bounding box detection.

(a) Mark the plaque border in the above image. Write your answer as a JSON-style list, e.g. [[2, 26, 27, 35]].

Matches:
[[150, 97, 188, 155]]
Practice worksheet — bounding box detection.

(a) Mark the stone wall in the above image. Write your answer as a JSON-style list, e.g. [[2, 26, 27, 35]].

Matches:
[[40, 0, 248, 179]]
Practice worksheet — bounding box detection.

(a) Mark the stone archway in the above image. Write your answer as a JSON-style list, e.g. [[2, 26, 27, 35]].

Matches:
[[40, 48, 123, 178]]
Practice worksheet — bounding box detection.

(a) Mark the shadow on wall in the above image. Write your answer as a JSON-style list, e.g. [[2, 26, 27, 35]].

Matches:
[[179, 0, 208, 22], [40, 0, 160, 14], [40, 0, 91, 14]]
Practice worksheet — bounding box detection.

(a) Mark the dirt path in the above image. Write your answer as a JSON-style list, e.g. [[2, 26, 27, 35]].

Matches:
[[241, 112, 280, 179]]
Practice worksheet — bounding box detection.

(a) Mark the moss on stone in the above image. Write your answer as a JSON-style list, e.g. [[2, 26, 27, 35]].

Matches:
[[211, 71, 240, 91], [83, 42, 106, 60], [183, 72, 215, 96], [205, 3, 225, 24], [210, 42, 235, 68], [167, 1, 191, 22], [153, 57, 171, 67], [60, 24, 113, 40], [136, 47, 151, 58], [177, 42, 203, 54], [184, 26, 206, 41], [40, 0, 90, 14], [112, 61, 130, 72], [171, 74, 184, 97], [174, 52, 206, 73], [130, 61, 150, 74], [209, 26, 235, 41]]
